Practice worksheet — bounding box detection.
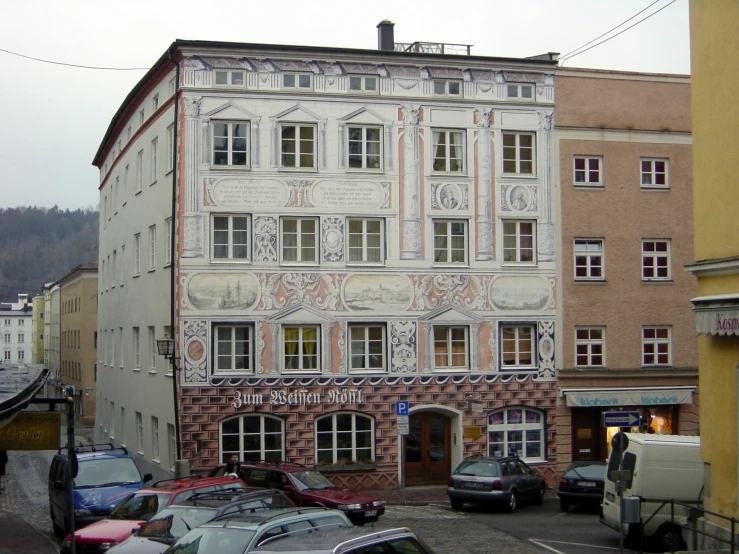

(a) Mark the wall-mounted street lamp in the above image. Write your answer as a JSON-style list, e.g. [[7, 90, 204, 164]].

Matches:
[[156, 338, 182, 465]]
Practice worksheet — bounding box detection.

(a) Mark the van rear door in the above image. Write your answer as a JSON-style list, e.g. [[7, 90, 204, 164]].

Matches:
[[601, 446, 637, 534]]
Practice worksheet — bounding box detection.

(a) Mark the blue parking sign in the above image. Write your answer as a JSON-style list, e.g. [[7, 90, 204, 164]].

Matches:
[[396, 401, 409, 416]]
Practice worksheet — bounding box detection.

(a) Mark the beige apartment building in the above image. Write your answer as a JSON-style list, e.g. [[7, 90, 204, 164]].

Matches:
[[554, 68, 698, 468]]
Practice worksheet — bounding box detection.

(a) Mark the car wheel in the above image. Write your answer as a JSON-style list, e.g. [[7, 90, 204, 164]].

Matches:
[[450, 499, 464, 510], [505, 490, 517, 513], [559, 497, 570, 512], [657, 523, 686, 552], [533, 484, 545, 505]]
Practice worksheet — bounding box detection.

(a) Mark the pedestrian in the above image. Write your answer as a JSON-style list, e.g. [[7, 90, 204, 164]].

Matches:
[[224, 461, 239, 478], [0, 450, 7, 493]]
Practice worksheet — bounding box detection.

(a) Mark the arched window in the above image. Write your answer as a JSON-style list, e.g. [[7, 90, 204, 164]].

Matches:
[[487, 407, 545, 462], [315, 412, 374, 465], [220, 414, 284, 463]]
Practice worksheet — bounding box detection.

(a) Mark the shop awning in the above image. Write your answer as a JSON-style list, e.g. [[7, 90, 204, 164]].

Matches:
[[560, 386, 696, 408], [692, 294, 739, 336]]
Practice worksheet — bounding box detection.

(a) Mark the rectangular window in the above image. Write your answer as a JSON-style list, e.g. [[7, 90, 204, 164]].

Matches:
[[215, 70, 245, 86], [280, 124, 316, 169], [152, 94, 159, 112], [347, 126, 382, 170], [109, 401, 115, 439], [575, 327, 605, 367], [148, 326, 156, 370], [151, 138, 158, 183], [127, 126, 131, 141], [118, 327, 123, 367], [640, 158, 668, 188], [149, 225, 156, 270], [133, 327, 140, 368], [643, 327, 671, 366], [283, 326, 319, 372], [433, 220, 467, 264], [18, 333, 24, 343], [282, 73, 311, 89], [124, 165, 129, 203], [167, 423, 176, 470], [213, 122, 248, 167], [114, 176, 119, 212], [574, 156, 602, 186], [349, 324, 385, 372], [139, 109, 145, 126], [169, 77, 176, 96], [215, 325, 252, 373], [432, 130, 465, 173], [135, 411, 144, 454], [151, 417, 160, 462], [167, 125, 174, 172], [165, 218, 172, 264], [136, 150, 144, 192], [574, 239, 604, 280], [642, 239, 671, 280], [281, 218, 318, 263], [349, 76, 378, 92], [433, 80, 461, 96], [503, 221, 535, 263], [501, 325, 535, 368], [134, 233, 141, 275], [347, 219, 383, 263], [507, 84, 534, 100], [503, 132, 535, 175], [212, 215, 249, 260], [433, 326, 468, 370], [120, 406, 126, 445]]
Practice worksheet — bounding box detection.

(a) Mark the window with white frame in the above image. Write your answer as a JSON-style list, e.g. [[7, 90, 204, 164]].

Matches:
[[148, 326, 156, 370], [433, 220, 467, 264], [575, 327, 605, 367], [215, 324, 253, 373], [487, 407, 544, 461], [118, 327, 123, 367], [153, 94, 159, 112], [433, 80, 461, 96], [221, 414, 284, 462], [213, 215, 249, 260], [165, 218, 172, 264], [120, 406, 126, 445], [215, 70, 245, 87], [433, 326, 468, 370], [283, 326, 319, 372], [169, 77, 176, 96], [316, 412, 374, 465], [114, 177, 119, 212], [135, 411, 144, 454], [432, 130, 465, 172], [18, 333, 24, 343], [349, 324, 385, 372], [574, 156, 602, 186], [281, 218, 317, 263], [149, 225, 156, 270], [642, 327, 671, 366], [642, 239, 670, 280], [574, 239, 604, 280], [280, 124, 316, 169], [134, 233, 141, 275], [167, 423, 175, 470], [640, 158, 668, 188], [506, 83, 534, 101], [282, 73, 311, 89], [347, 126, 382, 170], [127, 126, 132, 141], [136, 150, 144, 192], [347, 219, 383, 263], [133, 327, 140, 368], [139, 109, 145, 126], [167, 125, 174, 172], [3, 351, 9, 361], [151, 416, 160, 462], [3, 333, 9, 342], [17, 350, 24, 361], [502, 132, 535, 175], [349, 76, 377, 92], [503, 220, 535, 263], [213, 122, 248, 167], [501, 324, 536, 369], [124, 164, 129, 203]]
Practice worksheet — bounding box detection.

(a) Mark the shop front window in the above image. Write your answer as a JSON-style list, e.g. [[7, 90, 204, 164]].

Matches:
[[487, 407, 545, 462], [220, 414, 284, 462]]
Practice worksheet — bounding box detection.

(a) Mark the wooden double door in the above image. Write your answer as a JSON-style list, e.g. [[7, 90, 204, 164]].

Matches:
[[404, 412, 451, 486]]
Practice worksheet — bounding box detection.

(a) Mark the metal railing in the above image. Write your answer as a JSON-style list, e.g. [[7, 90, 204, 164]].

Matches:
[[394, 42, 472, 56]]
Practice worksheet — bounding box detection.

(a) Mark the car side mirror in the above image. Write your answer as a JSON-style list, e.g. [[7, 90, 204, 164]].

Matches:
[[143, 473, 153, 483], [283, 485, 295, 493]]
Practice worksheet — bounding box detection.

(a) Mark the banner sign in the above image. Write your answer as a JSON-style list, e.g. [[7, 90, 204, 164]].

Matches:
[[565, 389, 693, 408], [0, 411, 61, 450]]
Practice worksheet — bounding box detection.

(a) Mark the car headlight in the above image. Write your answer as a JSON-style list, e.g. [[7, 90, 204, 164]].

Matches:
[[338, 504, 362, 510], [74, 509, 92, 517], [372, 500, 384, 507], [99, 542, 117, 551]]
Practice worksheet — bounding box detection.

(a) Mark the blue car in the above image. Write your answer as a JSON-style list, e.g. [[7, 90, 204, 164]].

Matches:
[[49, 443, 153, 536]]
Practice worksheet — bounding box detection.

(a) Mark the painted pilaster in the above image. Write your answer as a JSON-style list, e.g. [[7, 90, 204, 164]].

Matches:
[[401, 106, 422, 260], [475, 109, 494, 261], [537, 111, 555, 262]]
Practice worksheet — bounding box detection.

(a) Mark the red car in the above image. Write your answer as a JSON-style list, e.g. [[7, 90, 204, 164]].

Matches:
[[61, 475, 247, 553], [210, 461, 385, 525]]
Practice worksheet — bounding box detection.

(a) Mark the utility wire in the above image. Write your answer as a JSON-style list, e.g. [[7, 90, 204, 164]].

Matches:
[[560, 0, 677, 64], [0, 46, 148, 71]]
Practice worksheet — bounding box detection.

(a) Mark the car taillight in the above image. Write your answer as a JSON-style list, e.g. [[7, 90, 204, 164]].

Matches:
[[492, 480, 503, 491], [448, 477, 455, 487], [559, 478, 567, 486]]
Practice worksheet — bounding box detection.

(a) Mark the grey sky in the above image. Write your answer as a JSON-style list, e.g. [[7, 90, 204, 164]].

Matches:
[[1, 0, 689, 210]]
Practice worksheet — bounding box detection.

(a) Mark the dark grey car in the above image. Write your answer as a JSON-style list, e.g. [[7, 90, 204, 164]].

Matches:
[[447, 456, 546, 512]]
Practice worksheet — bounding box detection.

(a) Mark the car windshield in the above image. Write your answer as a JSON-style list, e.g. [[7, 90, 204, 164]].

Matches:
[[454, 461, 500, 477], [166, 528, 256, 554], [110, 493, 171, 520], [290, 471, 336, 490], [74, 457, 142, 488], [564, 462, 607, 480], [140, 507, 217, 538]]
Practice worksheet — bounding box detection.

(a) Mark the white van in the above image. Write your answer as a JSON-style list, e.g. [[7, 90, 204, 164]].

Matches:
[[600, 432, 703, 552]]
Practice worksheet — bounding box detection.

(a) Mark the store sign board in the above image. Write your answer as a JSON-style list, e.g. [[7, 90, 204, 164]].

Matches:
[[565, 389, 693, 407], [696, 310, 739, 336], [602, 412, 641, 428], [464, 426, 482, 440], [0, 411, 61, 450]]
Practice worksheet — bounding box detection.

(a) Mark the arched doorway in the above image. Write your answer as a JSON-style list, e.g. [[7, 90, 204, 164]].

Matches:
[[404, 412, 451, 485]]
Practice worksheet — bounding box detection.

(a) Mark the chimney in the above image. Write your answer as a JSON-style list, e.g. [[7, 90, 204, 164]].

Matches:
[[377, 20, 395, 51]]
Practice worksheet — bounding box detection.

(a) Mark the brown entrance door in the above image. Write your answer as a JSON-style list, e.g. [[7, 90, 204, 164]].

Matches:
[[571, 408, 604, 461], [404, 412, 451, 486]]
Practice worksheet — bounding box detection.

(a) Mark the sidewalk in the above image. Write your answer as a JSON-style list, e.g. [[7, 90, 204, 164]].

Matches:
[[366, 485, 448, 505], [0, 510, 58, 554]]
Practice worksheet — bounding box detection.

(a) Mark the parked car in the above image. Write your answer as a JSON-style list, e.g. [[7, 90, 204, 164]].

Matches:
[[210, 461, 385, 524], [161, 507, 353, 554], [49, 443, 153, 536], [557, 460, 607, 512], [61, 475, 248, 553], [251, 526, 436, 554], [447, 456, 546, 512], [107, 489, 295, 554]]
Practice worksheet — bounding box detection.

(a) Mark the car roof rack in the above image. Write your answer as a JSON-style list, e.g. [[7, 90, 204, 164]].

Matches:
[[257, 522, 362, 548], [57, 443, 127, 455], [177, 488, 268, 508], [212, 506, 326, 524]]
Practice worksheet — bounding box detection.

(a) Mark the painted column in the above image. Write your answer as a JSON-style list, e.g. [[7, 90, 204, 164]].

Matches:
[[401, 105, 422, 260], [537, 111, 555, 263], [475, 109, 494, 261], [182, 97, 203, 258]]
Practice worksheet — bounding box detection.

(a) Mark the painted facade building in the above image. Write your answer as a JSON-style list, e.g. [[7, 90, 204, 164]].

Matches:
[[0, 294, 32, 365], [31, 295, 44, 364], [686, 1, 739, 545], [94, 25, 562, 488], [554, 68, 698, 470]]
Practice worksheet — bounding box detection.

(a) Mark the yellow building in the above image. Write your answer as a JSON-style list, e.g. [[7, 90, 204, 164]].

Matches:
[[31, 295, 44, 365], [686, 0, 739, 545]]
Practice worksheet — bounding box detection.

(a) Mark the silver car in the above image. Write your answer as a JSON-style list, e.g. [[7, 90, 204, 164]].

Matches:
[[447, 456, 546, 512]]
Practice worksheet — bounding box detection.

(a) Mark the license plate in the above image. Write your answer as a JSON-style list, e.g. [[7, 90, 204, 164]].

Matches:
[[464, 481, 485, 489], [365, 510, 377, 517], [577, 481, 597, 487]]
